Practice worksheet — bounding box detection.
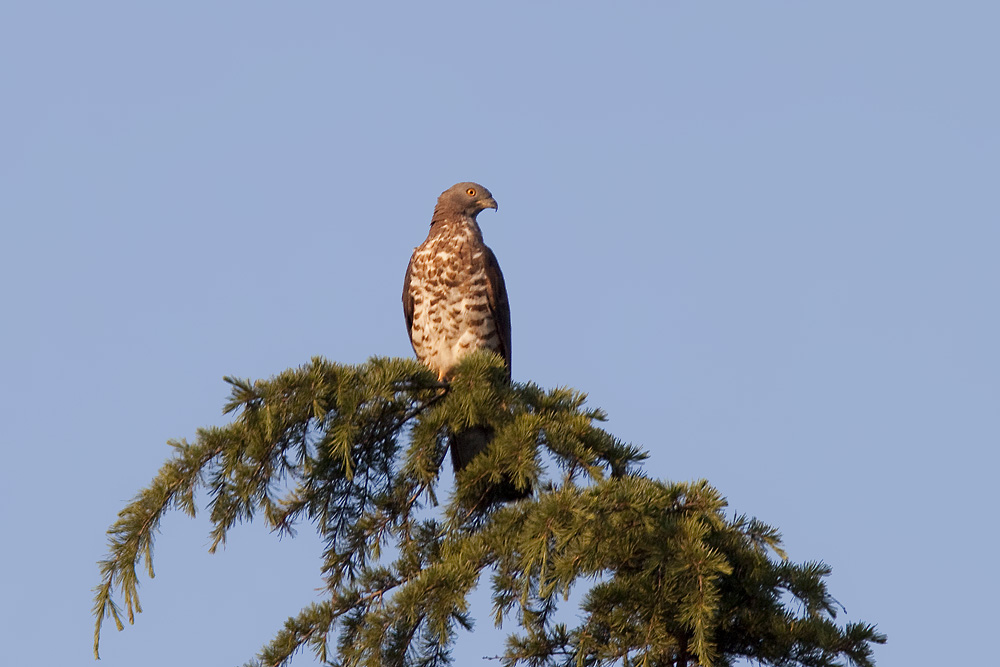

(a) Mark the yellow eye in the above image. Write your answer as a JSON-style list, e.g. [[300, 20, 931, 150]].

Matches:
[[466, 188, 476, 196]]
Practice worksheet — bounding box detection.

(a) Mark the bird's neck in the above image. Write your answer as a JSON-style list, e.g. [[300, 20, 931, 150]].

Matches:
[[427, 210, 483, 240]]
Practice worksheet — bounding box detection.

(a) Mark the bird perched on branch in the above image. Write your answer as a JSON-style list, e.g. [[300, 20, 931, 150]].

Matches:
[[402, 182, 528, 502]]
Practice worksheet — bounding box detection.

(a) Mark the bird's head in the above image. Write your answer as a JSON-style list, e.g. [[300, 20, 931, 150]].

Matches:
[[435, 182, 498, 221]]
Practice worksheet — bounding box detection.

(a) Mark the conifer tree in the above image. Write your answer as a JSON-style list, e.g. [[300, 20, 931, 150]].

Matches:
[[93, 353, 884, 666]]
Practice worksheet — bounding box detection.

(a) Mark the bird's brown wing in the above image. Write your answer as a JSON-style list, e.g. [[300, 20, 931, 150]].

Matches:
[[483, 245, 511, 378], [402, 252, 416, 349]]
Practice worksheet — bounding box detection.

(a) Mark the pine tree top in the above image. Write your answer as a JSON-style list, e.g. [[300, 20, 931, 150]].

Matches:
[[93, 353, 884, 666]]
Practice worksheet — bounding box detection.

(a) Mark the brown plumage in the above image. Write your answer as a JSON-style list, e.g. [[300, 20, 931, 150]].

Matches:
[[402, 182, 527, 502]]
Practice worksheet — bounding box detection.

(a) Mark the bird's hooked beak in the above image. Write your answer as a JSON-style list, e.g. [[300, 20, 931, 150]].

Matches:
[[481, 196, 499, 212]]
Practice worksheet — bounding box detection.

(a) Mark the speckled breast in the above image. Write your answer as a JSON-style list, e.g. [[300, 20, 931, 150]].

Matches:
[[407, 225, 500, 378]]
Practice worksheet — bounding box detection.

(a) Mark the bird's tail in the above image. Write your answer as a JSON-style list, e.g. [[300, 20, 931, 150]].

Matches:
[[451, 425, 531, 505]]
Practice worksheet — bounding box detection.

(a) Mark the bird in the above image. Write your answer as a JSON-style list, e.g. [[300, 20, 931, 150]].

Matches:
[[402, 182, 528, 502]]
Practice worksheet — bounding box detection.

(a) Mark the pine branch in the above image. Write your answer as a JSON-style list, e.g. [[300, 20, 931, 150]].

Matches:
[[92, 437, 224, 659], [93, 353, 885, 667]]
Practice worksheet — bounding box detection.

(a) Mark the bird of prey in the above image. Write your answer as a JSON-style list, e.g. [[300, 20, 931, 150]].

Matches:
[[402, 182, 527, 502]]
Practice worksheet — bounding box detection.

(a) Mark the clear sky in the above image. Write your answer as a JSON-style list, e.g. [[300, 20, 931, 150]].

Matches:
[[2, 2, 996, 665]]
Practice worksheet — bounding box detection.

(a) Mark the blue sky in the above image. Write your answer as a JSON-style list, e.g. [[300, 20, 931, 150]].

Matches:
[[2, 2, 996, 665]]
